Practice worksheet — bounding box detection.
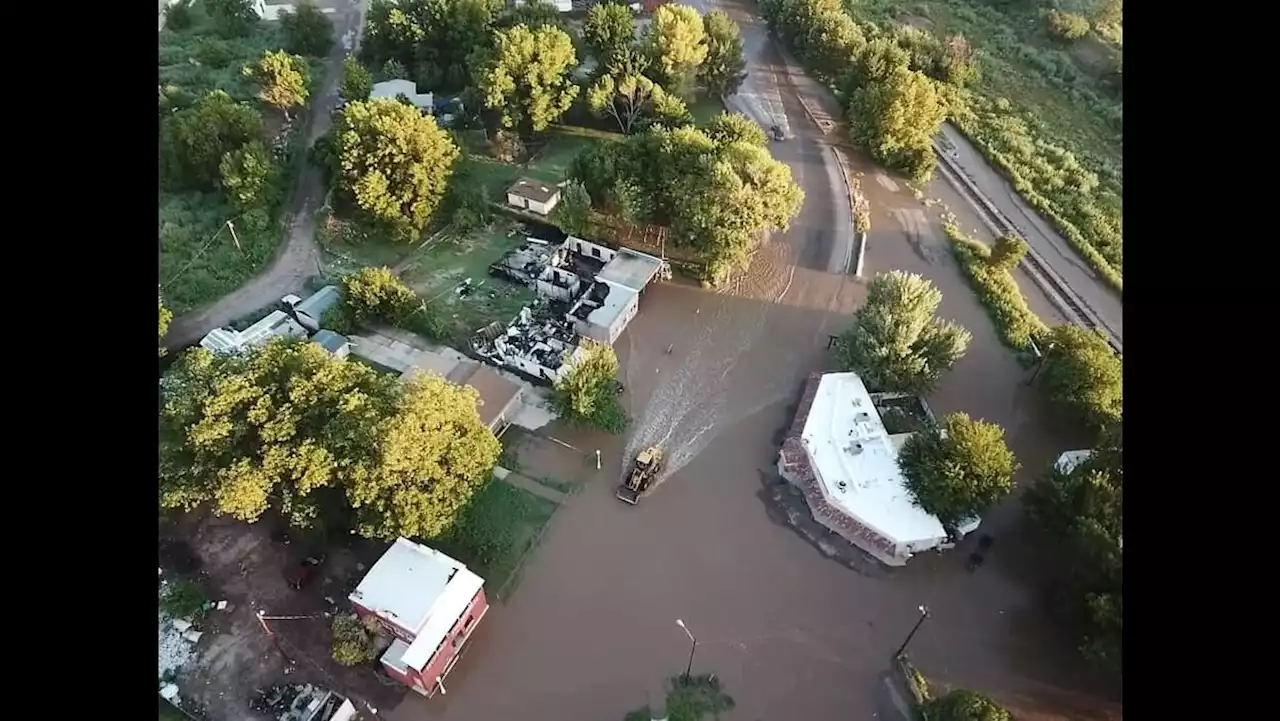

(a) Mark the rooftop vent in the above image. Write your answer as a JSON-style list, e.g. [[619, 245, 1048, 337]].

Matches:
[[850, 442, 863, 454], [855, 411, 870, 422], [836, 480, 848, 493]]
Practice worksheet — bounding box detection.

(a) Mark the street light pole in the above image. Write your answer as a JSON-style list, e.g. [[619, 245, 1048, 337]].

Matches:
[[894, 605, 929, 659], [676, 619, 697, 684]]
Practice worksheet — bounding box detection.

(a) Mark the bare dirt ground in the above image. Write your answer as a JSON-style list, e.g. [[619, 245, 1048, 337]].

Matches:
[[163, 0, 369, 352], [385, 1, 1120, 718], [161, 512, 406, 721]]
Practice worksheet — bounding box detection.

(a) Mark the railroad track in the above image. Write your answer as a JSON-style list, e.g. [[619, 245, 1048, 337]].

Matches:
[[932, 143, 1123, 357]]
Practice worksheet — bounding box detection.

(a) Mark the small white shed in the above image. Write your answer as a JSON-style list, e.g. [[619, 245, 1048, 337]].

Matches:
[[506, 178, 561, 216]]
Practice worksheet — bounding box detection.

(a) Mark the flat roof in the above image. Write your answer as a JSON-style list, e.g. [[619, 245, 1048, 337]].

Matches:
[[586, 283, 638, 333], [453, 363, 522, 428], [312, 329, 348, 353], [349, 538, 462, 635], [800, 373, 947, 546], [507, 178, 560, 204], [1055, 450, 1094, 474], [402, 567, 484, 670], [294, 286, 340, 319], [597, 248, 665, 292]]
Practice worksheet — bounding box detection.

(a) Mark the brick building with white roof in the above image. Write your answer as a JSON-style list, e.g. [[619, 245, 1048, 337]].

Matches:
[[349, 538, 489, 697], [778, 372, 979, 567]]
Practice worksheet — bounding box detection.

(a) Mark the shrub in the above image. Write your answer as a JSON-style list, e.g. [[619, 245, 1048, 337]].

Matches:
[[159, 578, 208, 619], [944, 224, 1048, 353], [330, 614, 377, 666], [340, 266, 419, 327], [1046, 11, 1091, 42]]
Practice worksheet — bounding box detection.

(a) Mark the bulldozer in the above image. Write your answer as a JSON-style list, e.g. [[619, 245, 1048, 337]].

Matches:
[[616, 446, 663, 505]]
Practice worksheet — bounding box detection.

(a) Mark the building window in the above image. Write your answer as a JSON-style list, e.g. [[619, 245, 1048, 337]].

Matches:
[[591, 247, 601, 258], [462, 614, 475, 630]]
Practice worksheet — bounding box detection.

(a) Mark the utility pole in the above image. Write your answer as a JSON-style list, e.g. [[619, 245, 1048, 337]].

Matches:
[[895, 606, 929, 659]]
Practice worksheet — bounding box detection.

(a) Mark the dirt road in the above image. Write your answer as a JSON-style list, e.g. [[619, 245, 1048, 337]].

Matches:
[[162, 0, 369, 352], [387, 2, 1118, 720]]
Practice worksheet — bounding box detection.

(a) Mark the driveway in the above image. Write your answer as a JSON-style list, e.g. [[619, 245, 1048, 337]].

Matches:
[[163, 0, 372, 351]]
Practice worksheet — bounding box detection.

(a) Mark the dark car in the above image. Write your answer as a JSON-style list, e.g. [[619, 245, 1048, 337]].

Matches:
[[770, 124, 785, 141]]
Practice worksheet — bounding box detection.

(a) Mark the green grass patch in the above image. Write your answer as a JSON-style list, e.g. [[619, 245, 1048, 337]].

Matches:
[[525, 131, 605, 183], [533, 476, 575, 494], [464, 157, 524, 199], [437, 479, 559, 596], [690, 95, 727, 125], [399, 222, 536, 342], [159, 697, 188, 721], [943, 223, 1049, 356], [845, 0, 1123, 290], [159, 6, 330, 313]]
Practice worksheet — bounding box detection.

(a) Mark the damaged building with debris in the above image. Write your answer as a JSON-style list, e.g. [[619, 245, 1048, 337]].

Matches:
[[477, 234, 669, 382]]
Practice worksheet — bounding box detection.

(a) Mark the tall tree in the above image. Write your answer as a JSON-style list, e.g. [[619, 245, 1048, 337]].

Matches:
[[1023, 423, 1123, 673], [339, 56, 374, 103], [161, 90, 263, 190], [1038, 325, 1123, 427], [583, 2, 637, 70], [834, 270, 970, 394], [159, 341, 500, 539], [847, 68, 945, 182], [279, 0, 334, 57], [897, 412, 1019, 530], [339, 266, 420, 327], [244, 50, 311, 117], [587, 72, 687, 134], [553, 181, 593, 238], [497, 0, 565, 30], [1094, 0, 1122, 32], [923, 690, 1012, 721], [644, 4, 708, 93], [205, 0, 258, 38], [700, 11, 746, 99], [551, 341, 629, 433], [159, 291, 173, 356], [332, 99, 460, 238], [703, 111, 767, 147], [988, 234, 1028, 270], [474, 24, 580, 133], [219, 140, 276, 211]]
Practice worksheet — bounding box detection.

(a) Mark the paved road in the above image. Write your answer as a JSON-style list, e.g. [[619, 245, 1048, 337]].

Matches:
[[936, 124, 1123, 343], [163, 0, 369, 351], [386, 2, 1120, 721]]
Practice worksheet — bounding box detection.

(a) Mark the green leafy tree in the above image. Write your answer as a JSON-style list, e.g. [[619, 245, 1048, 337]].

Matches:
[[340, 266, 420, 327], [551, 341, 629, 433], [760, 0, 864, 81], [988, 234, 1029, 270], [847, 68, 946, 182], [159, 291, 173, 356], [244, 50, 310, 116], [497, 0, 565, 30], [330, 615, 377, 666], [332, 99, 460, 238], [1046, 10, 1090, 42], [339, 56, 374, 103], [553, 181, 593, 238], [587, 72, 687, 134], [703, 111, 766, 147], [897, 412, 1018, 530], [474, 24, 579, 133], [1094, 0, 1122, 33], [161, 90, 263, 190], [700, 11, 746, 99], [361, 0, 500, 92], [205, 0, 258, 38], [159, 341, 500, 539], [1039, 325, 1123, 427], [164, 0, 194, 31], [583, 2, 636, 70], [834, 270, 970, 394], [1024, 422, 1122, 673], [382, 58, 409, 80], [938, 34, 978, 87], [923, 690, 1012, 721], [644, 4, 708, 93], [280, 0, 335, 57], [219, 141, 276, 211]]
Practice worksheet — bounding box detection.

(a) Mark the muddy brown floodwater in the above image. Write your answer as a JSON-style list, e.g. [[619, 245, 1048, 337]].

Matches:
[[386, 1, 1120, 718]]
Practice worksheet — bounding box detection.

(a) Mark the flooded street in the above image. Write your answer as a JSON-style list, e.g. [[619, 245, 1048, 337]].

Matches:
[[389, 1, 1120, 719]]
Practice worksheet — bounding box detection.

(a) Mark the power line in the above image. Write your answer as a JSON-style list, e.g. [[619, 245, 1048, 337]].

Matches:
[[162, 217, 241, 290]]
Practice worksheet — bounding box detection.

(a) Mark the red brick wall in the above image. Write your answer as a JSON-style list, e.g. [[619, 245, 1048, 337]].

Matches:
[[417, 589, 490, 694]]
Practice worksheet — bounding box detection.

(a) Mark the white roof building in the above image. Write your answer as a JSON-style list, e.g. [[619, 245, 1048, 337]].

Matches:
[[370, 80, 434, 113], [349, 538, 485, 677], [198, 310, 307, 355], [1055, 449, 1094, 474], [779, 372, 976, 566]]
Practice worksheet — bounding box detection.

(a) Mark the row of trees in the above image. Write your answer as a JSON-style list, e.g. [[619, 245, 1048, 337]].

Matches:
[[569, 115, 803, 280], [158, 339, 502, 541], [760, 0, 974, 181]]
